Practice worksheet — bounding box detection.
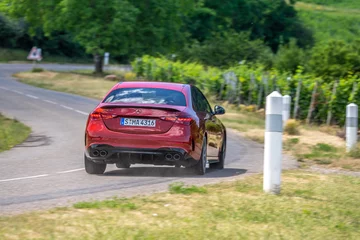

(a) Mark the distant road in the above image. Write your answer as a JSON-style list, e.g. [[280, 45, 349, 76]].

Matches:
[[0, 63, 296, 214]]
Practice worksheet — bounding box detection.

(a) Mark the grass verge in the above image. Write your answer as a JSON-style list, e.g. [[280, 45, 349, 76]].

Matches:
[[0, 114, 31, 152], [0, 170, 359, 239], [14, 71, 117, 100]]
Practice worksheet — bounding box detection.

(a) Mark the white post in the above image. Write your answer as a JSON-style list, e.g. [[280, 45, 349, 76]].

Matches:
[[104, 52, 110, 66], [346, 103, 358, 152], [264, 91, 283, 194], [282, 95, 291, 123]]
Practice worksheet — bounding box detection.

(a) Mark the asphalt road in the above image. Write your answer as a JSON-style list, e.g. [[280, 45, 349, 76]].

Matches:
[[0, 63, 297, 215]]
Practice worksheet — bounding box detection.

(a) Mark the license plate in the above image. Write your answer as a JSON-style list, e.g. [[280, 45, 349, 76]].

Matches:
[[120, 118, 156, 127]]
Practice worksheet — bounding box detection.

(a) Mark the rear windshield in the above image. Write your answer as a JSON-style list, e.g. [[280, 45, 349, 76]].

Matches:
[[103, 88, 187, 106]]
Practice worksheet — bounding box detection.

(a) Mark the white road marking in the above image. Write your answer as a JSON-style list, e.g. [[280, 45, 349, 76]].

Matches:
[[57, 168, 84, 174], [0, 174, 49, 183], [12, 90, 24, 94], [44, 99, 57, 104], [0, 86, 9, 90], [61, 105, 74, 110], [26, 94, 39, 99], [75, 110, 88, 115]]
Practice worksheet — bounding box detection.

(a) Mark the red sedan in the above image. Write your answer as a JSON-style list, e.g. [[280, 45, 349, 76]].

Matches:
[[84, 81, 226, 175]]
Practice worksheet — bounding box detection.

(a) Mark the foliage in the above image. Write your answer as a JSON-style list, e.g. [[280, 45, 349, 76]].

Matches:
[[133, 55, 360, 127], [124, 72, 137, 81], [181, 31, 273, 67], [300, 0, 360, 8], [297, 5, 360, 44], [1, 0, 314, 71], [309, 40, 360, 80], [185, 0, 313, 52], [0, 13, 23, 48], [284, 120, 301, 135], [274, 39, 306, 74]]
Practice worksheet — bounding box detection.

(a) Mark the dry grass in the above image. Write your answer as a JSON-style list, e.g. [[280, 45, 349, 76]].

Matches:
[[0, 171, 359, 239], [14, 71, 117, 100]]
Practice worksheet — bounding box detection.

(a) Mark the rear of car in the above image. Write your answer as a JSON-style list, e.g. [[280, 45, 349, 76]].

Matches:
[[84, 82, 201, 174]]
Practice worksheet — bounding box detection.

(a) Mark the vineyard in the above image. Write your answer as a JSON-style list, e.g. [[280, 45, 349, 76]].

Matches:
[[132, 56, 360, 126]]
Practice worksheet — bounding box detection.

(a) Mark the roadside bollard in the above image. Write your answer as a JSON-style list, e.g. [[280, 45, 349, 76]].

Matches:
[[346, 103, 358, 152], [264, 91, 283, 194], [282, 95, 291, 123]]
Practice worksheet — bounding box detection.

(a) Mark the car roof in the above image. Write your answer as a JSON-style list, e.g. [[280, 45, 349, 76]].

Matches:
[[116, 81, 187, 91]]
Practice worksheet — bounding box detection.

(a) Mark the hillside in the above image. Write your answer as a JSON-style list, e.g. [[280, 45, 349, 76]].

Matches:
[[296, 1, 360, 43]]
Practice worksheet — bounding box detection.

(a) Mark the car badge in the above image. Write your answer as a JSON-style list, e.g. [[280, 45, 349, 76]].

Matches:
[[135, 109, 142, 114]]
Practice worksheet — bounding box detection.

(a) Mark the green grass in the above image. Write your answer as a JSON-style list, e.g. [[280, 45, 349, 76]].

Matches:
[[300, 0, 360, 9], [296, 2, 360, 43], [0, 171, 359, 239], [299, 143, 340, 164], [73, 197, 137, 210], [0, 48, 92, 64], [0, 114, 31, 152], [169, 182, 208, 195]]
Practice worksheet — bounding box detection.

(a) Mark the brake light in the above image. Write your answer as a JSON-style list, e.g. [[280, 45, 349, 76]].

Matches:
[[176, 117, 194, 125], [161, 115, 194, 125], [89, 108, 116, 120], [90, 112, 101, 120]]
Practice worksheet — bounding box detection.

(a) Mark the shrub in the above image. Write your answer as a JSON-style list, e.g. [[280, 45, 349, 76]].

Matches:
[[245, 105, 256, 112], [31, 67, 44, 73], [124, 72, 137, 81], [284, 119, 300, 135]]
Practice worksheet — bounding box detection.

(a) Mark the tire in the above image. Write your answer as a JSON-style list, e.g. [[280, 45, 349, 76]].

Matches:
[[210, 137, 226, 170], [84, 155, 106, 174], [116, 162, 131, 168], [194, 137, 207, 175]]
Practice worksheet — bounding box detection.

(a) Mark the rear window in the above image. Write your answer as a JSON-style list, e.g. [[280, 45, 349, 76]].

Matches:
[[103, 88, 187, 106]]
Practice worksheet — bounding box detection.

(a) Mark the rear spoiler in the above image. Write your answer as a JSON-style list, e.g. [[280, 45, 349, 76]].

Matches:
[[98, 103, 186, 112]]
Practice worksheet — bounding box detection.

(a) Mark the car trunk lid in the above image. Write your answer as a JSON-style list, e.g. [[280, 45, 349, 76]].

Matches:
[[98, 104, 186, 134]]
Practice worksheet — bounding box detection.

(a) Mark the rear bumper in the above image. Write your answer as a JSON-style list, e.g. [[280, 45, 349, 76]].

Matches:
[[85, 144, 198, 167]]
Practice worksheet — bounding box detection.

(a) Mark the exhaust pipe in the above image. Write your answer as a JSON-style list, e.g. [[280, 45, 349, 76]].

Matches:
[[93, 150, 100, 157], [165, 153, 173, 161], [173, 154, 181, 161], [100, 150, 108, 157]]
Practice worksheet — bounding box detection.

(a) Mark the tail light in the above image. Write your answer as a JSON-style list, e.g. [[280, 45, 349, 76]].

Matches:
[[161, 114, 194, 125], [89, 108, 116, 120]]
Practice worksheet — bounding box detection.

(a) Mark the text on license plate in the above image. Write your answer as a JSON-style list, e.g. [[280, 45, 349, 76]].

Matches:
[[120, 118, 156, 127]]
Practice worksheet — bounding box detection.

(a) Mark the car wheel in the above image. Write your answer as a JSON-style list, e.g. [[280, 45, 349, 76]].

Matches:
[[84, 154, 106, 174], [195, 137, 207, 175], [116, 162, 131, 168], [210, 137, 226, 170]]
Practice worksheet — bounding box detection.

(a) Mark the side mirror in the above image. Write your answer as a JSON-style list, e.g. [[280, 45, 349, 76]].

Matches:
[[214, 105, 225, 115]]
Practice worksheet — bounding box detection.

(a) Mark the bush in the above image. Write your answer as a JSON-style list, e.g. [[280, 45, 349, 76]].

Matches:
[[245, 105, 256, 112], [31, 67, 44, 73], [124, 72, 137, 81], [284, 119, 300, 135]]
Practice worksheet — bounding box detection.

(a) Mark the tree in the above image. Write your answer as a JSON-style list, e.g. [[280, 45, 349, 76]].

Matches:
[[184, 0, 313, 52], [1, 0, 139, 73], [309, 40, 360, 81], [181, 31, 272, 67], [274, 39, 306, 73]]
